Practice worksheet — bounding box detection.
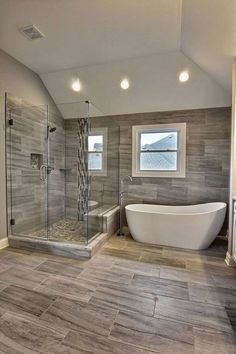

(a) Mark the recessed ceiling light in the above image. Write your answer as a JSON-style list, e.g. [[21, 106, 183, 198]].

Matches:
[[120, 78, 130, 90], [179, 71, 190, 83], [72, 79, 81, 92]]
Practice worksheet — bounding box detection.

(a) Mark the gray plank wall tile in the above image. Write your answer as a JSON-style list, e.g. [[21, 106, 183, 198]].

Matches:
[[7, 94, 231, 235], [65, 107, 230, 227]]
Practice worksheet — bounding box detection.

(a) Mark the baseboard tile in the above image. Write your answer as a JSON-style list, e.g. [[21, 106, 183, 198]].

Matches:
[[0, 237, 9, 249], [225, 251, 236, 267]]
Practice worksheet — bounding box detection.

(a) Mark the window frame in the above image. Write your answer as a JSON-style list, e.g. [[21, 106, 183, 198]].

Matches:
[[132, 123, 186, 178], [88, 127, 108, 176]]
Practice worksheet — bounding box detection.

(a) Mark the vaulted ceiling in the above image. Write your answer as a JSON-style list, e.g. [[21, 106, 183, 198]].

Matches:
[[0, 0, 182, 73], [182, 0, 236, 92], [0, 0, 235, 115]]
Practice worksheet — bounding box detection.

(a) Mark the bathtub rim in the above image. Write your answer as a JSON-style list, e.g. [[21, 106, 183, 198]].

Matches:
[[125, 202, 227, 216]]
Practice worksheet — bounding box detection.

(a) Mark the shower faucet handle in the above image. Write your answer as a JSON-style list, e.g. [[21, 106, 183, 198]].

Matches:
[[40, 164, 47, 182]]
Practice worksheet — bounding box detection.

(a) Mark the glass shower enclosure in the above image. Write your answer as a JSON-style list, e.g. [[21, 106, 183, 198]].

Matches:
[[6, 94, 104, 246]]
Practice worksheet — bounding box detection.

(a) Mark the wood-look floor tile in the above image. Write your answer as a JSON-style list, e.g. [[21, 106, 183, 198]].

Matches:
[[186, 259, 236, 276], [160, 266, 215, 286], [189, 283, 236, 308], [124, 240, 163, 253], [103, 240, 128, 250], [0, 250, 12, 259], [199, 238, 228, 257], [155, 296, 233, 333], [0, 266, 48, 289], [212, 274, 236, 290], [35, 259, 83, 278], [35, 275, 96, 301], [225, 307, 236, 329], [0, 264, 14, 273], [0, 340, 37, 354], [86, 254, 116, 268], [140, 252, 185, 268], [131, 274, 189, 300], [41, 296, 117, 337], [110, 310, 194, 354], [78, 266, 134, 286], [0, 285, 57, 317], [204, 255, 228, 264], [55, 330, 152, 354], [5, 247, 32, 255], [100, 247, 141, 261], [0, 253, 47, 269], [32, 251, 88, 266], [193, 327, 236, 354], [0, 281, 8, 292], [89, 283, 156, 316], [0, 236, 232, 353], [0, 312, 66, 354], [114, 259, 160, 276], [162, 249, 204, 262]]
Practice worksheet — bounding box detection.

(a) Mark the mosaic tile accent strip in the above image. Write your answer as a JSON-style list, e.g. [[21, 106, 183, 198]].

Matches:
[[77, 118, 89, 221]]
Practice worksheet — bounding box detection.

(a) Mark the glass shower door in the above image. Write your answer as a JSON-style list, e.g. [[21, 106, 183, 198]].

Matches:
[[6, 99, 49, 239]]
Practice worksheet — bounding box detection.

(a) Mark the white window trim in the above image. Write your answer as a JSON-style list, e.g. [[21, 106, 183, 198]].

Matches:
[[88, 127, 108, 176], [132, 123, 186, 178]]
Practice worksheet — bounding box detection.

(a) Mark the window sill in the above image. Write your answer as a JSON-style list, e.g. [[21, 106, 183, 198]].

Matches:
[[89, 171, 107, 177], [132, 171, 186, 178]]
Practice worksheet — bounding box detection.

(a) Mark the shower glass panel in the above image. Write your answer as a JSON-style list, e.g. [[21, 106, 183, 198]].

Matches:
[[6, 95, 48, 239], [54, 101, 100, 244], [87, 115, 120, 242], [46, 108, 67, 242], [6, 96, 117, 247]]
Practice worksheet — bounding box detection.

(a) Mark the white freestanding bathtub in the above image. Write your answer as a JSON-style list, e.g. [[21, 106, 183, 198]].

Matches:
[[125, 203, 226, 250]]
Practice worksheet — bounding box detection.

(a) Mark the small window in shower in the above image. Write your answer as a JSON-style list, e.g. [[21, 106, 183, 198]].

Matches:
[[132, 123, 186, 178], [88, 128, 107, 176]]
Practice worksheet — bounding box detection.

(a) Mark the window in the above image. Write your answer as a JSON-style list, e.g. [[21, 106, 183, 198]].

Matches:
[[88, 128, 107, 176], [132, 123, 186, 178]]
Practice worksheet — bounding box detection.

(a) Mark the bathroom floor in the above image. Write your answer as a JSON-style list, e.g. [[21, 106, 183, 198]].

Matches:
[[0, 235, 235, 353]]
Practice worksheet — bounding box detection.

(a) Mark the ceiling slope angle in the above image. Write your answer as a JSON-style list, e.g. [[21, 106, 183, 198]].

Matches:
[[181, 0, 236, 92], [40, 51, 231, 117]]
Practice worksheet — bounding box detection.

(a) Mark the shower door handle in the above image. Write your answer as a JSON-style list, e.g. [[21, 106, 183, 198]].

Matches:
[[40, 165, 47, 182]]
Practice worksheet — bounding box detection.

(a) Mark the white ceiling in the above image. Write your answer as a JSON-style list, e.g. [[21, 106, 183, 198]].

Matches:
[[41, 51, 230, 117], [182, 0, 236, 92], [0, 0, 182, 73], [0, 0, 234, 115]]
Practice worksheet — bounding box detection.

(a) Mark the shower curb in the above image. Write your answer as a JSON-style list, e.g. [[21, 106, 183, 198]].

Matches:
[[7, 233, 109, 259]]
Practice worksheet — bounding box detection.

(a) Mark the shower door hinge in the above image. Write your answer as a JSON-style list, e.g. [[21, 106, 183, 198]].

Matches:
[[10, 218, 15, 226], [9, 119, 13, 126]]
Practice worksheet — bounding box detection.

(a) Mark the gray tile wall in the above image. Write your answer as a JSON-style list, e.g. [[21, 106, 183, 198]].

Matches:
[[93, 108, 231, 226], [117, 108, 230, 206], [65, 107, 231, 229], [6, 95, 65, 235], [7, 98, 231, 236]]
